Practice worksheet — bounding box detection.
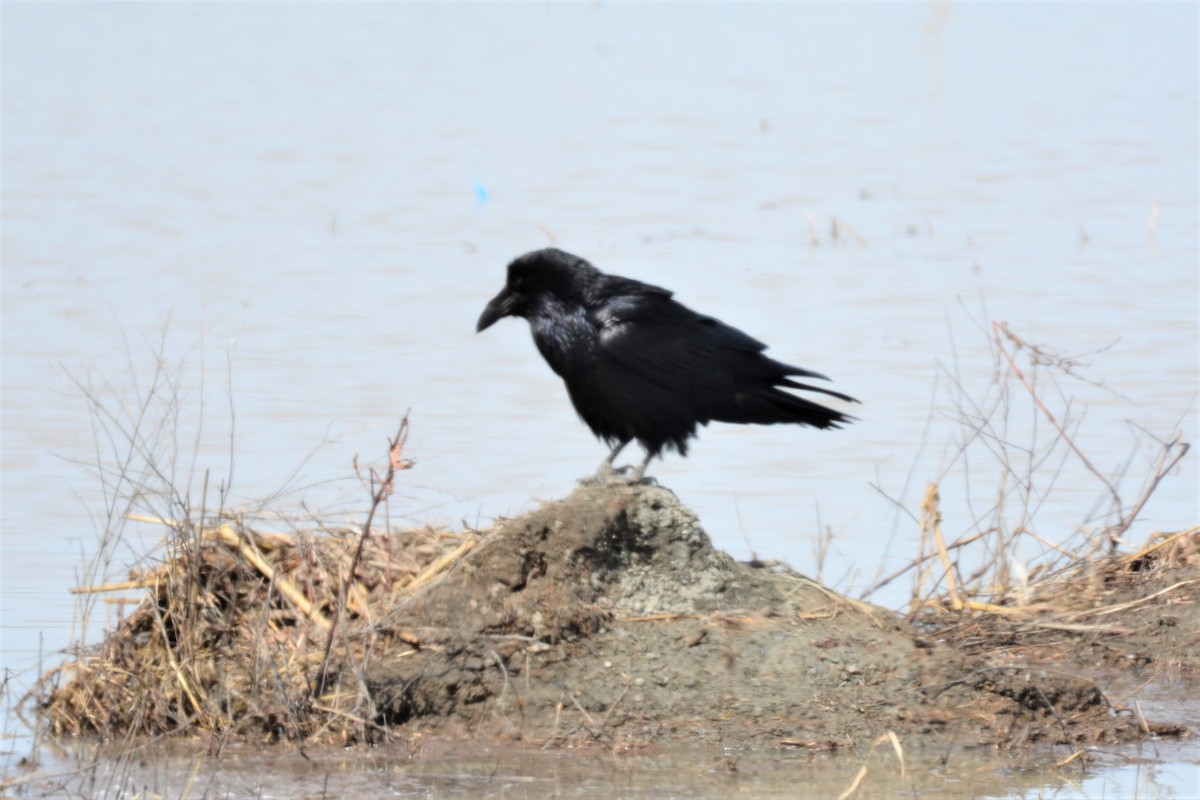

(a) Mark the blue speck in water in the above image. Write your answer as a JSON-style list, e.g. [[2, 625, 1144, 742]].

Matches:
[[475, 184, 489, 206]]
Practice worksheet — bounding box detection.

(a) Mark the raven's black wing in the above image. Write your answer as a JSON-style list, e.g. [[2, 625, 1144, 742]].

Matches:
[[591, 294, 856, 429]]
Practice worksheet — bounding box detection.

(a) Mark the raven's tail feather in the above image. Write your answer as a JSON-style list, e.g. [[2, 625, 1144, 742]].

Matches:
[[714, 387, 857, 430], [780, 377, 859, 404]]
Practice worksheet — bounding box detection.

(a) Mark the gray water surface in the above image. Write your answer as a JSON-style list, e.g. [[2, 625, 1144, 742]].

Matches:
[[3, 4, 1197, 795]]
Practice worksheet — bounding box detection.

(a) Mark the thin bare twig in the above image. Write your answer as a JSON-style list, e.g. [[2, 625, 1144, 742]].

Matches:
[[314, 415, 412, 695], [993, 321, 1121, 519]]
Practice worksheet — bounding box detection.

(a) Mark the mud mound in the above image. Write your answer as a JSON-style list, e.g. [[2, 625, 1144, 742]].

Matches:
[[363, 485, 1175, 748], [38, 484, 1184, 749]]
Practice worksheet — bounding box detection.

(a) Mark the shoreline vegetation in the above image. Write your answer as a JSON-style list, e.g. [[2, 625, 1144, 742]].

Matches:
[[9, 319, 1198, 795]]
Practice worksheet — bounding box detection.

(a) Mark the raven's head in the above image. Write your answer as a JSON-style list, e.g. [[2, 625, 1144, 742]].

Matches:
[[476, 247, 594, 332]]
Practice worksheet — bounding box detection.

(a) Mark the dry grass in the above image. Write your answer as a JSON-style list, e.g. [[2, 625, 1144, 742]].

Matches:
[[873, 316, 1196, 663], [913, 525, 1200, 657], [25, 333, 488, 748], [37, 502, 484, 745]]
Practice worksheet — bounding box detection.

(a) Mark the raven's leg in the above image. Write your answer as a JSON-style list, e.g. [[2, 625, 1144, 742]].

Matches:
[[600, 439, 629, 470], [630, 449, 655, 482], [579, 439, 632, 485]]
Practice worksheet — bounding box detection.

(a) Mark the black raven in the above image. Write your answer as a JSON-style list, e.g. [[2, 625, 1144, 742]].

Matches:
[[476, 248, 858, 480]]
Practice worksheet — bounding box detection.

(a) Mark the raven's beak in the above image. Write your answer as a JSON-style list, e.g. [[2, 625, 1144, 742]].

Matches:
[[476, 288, 519, 332]]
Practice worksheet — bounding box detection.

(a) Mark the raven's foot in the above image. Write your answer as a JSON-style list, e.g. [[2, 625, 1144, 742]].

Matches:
[[579, 444, 657, 486], [578, 464, 658, 487], [578, 463, 633, 487]]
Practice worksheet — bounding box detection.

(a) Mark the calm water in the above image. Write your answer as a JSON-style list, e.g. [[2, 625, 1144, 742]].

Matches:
[[2, 3, 1197, 795]]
